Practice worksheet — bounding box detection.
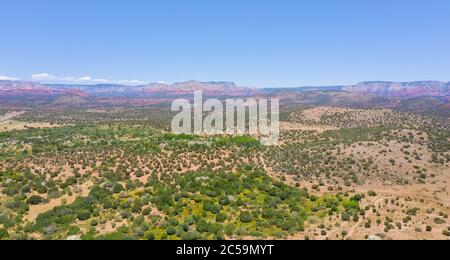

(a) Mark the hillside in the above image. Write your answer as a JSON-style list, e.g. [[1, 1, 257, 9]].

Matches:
[[52, 95, 88, 105], [2, 80, 449, 117], [343, 81, 450, 98], [0, 80, 258, 99]]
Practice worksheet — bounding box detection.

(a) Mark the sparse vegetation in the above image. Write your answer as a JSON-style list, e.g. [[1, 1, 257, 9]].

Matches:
[[1, 104, 449, 240]]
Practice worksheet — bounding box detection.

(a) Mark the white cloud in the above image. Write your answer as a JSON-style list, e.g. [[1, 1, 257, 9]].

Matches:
[[32, 73, 93, 83], [0, 74, 19, 81], [75, 76, 92, 82], [32, 73, 57, 81], [31, 72, 146, 85], [117, 79, 146, 85], [62, 76, 92, 82]]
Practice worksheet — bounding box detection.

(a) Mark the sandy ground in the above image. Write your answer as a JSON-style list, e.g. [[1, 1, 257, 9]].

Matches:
[[280, 122, 338, 132], [26, 182, 92, 222], [1, 110, 67, 132], [0, 120, 62, 132], [300, 107, 355, 122], [0, 111, 26, 122], [293, 165, 450, 240]]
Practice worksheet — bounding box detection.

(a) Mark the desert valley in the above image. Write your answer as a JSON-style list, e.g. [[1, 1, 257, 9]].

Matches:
[[0, 80, 449, 240]]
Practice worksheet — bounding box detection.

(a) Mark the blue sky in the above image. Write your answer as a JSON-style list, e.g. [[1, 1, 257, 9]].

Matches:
[[0, 0, 449, 87]]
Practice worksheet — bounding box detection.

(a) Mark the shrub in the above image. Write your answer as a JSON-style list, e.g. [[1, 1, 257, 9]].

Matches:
[[113, 183, 124, 193], [68, 226, 81, 236], [77, 211, 91, 221], [146, 232, 155, 240], [239, 212, 254, 223], [0, 228, 9, 240], [26, 195, 44, 205], [166, 226, 176, 236], [434, 218, 445, 225], [181, 231, 201, 240], [368, 191, 377, 197], [142, 208, 152, 216], [203, 201, 221, 214], [219, 196, 230, 206], [131, 203, 142, 213], [37, 185, 48, 194], [341, 212, 350, 222], [216, 212, 228, 223]]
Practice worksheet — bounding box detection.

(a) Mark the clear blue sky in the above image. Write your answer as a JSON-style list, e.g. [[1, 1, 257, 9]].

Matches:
[[1, 0, 449, 87]]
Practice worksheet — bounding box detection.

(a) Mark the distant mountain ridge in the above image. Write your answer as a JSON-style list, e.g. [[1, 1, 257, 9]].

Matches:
[[0, 80, 258, 98], [343, 81, 449, 98], [1, 80, 449, 100]]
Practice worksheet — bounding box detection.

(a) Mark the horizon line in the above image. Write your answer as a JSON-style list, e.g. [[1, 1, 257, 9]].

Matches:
[[1, 79, 449, 89]]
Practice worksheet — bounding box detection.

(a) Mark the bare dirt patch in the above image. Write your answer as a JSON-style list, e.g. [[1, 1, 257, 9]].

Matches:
[[26, 182, 92, 222], [0, 120, 63, 132], [280, 122, 338, 132]]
